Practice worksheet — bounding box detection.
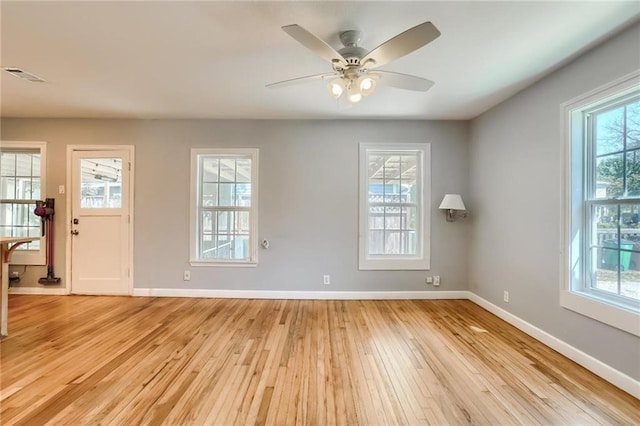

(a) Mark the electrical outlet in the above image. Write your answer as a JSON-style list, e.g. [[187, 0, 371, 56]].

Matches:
[[11, 271, 19, 277], [425, 276, 433, 284], [433, 276, 441, 286], [183, 270, 191, 281], [503, 291, 509, 302], [323, 275, 330, 285]]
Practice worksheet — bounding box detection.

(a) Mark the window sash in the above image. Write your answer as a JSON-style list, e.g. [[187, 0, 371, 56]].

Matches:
[[585, 95, 640, 202], [584, 200, 640, 307]]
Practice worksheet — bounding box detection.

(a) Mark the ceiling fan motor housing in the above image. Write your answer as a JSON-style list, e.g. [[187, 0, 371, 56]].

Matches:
[[338, 30, 367, 66]]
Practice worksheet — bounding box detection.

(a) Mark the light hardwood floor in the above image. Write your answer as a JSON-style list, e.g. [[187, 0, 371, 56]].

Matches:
[[1, 295, 638, 425]]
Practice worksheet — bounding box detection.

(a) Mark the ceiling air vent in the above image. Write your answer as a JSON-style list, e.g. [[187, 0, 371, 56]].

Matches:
[[2, 67, 45, 83]]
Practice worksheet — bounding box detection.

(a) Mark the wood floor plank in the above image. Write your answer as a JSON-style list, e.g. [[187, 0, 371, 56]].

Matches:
[[1, 296, 638, 425]]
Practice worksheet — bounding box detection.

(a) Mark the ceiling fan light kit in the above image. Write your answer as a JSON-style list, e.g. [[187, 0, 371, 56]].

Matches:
[[268, 21, 441, 105], [327, 75, 377, 103]]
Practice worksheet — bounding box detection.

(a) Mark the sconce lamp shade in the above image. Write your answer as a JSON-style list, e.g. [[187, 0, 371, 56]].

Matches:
[[439, 194, 466, 211], [439, 194, 466, 222]]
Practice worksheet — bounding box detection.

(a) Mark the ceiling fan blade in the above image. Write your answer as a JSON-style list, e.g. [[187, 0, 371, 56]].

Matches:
[[266, 72, 339, 89], [361, 21, 440, 69], [282, 24, 346, 65], [373, 71, 434, 91]]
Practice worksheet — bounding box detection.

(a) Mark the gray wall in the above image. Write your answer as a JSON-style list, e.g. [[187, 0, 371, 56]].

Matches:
[[1, 119, 470, 292], [468, 23, 640, 380]]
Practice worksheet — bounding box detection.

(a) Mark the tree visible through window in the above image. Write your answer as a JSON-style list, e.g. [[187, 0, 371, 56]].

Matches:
[[588, 97, 640, 302]]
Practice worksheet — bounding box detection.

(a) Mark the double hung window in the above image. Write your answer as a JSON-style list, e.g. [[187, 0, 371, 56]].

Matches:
[[190, 149, 258, 266], [562, 72, 640, 335], [359, 143, 431, 270], [0, 141, 46, 265]]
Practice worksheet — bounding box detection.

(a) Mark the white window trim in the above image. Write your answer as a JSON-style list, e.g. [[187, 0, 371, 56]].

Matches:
[[189, 148, 259, 267], [560, 70, 640, 337], [358, 142, 431, 271], [1, 141, 47, 266]]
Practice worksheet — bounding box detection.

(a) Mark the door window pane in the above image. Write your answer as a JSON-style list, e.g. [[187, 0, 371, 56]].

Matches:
[[80, 158, 122, 208]]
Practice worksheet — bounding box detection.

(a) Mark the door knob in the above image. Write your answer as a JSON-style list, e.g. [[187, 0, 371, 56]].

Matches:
[[71, 230, 79, 236]]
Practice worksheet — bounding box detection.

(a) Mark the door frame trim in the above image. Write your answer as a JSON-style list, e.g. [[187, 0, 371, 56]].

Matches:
[[65, 145, 135, 295]]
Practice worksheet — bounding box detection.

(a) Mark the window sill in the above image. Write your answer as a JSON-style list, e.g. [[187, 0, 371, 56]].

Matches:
[[190, 260, 257, 268], [358, 257, 430, 271], [560, 290, 640, 337]]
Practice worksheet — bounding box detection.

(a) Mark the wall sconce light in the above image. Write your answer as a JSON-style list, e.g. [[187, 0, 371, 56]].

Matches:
[[439, 194, 467, 222]]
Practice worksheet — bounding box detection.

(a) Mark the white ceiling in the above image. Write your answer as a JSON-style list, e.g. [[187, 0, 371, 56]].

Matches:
[[1, 1, 638, 120]]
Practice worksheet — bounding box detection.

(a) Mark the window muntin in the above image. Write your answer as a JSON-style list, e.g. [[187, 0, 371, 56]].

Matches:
[[359, 143, 430, 270], [191, 149, 258, 266], [585, 95, 640, 306], [0, 142, 46, 265]]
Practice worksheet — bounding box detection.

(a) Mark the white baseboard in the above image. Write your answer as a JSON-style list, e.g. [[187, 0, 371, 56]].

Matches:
[[132, 288, 470, 300], [9, 287, 68, 295], [467, 292, 640, 399]]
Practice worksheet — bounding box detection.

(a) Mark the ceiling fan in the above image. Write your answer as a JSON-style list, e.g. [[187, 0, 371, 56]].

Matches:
[[267, 21, 441, 104]]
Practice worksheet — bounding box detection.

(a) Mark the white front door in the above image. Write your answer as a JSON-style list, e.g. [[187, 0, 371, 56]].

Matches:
[[70, 148, 132, 295]]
